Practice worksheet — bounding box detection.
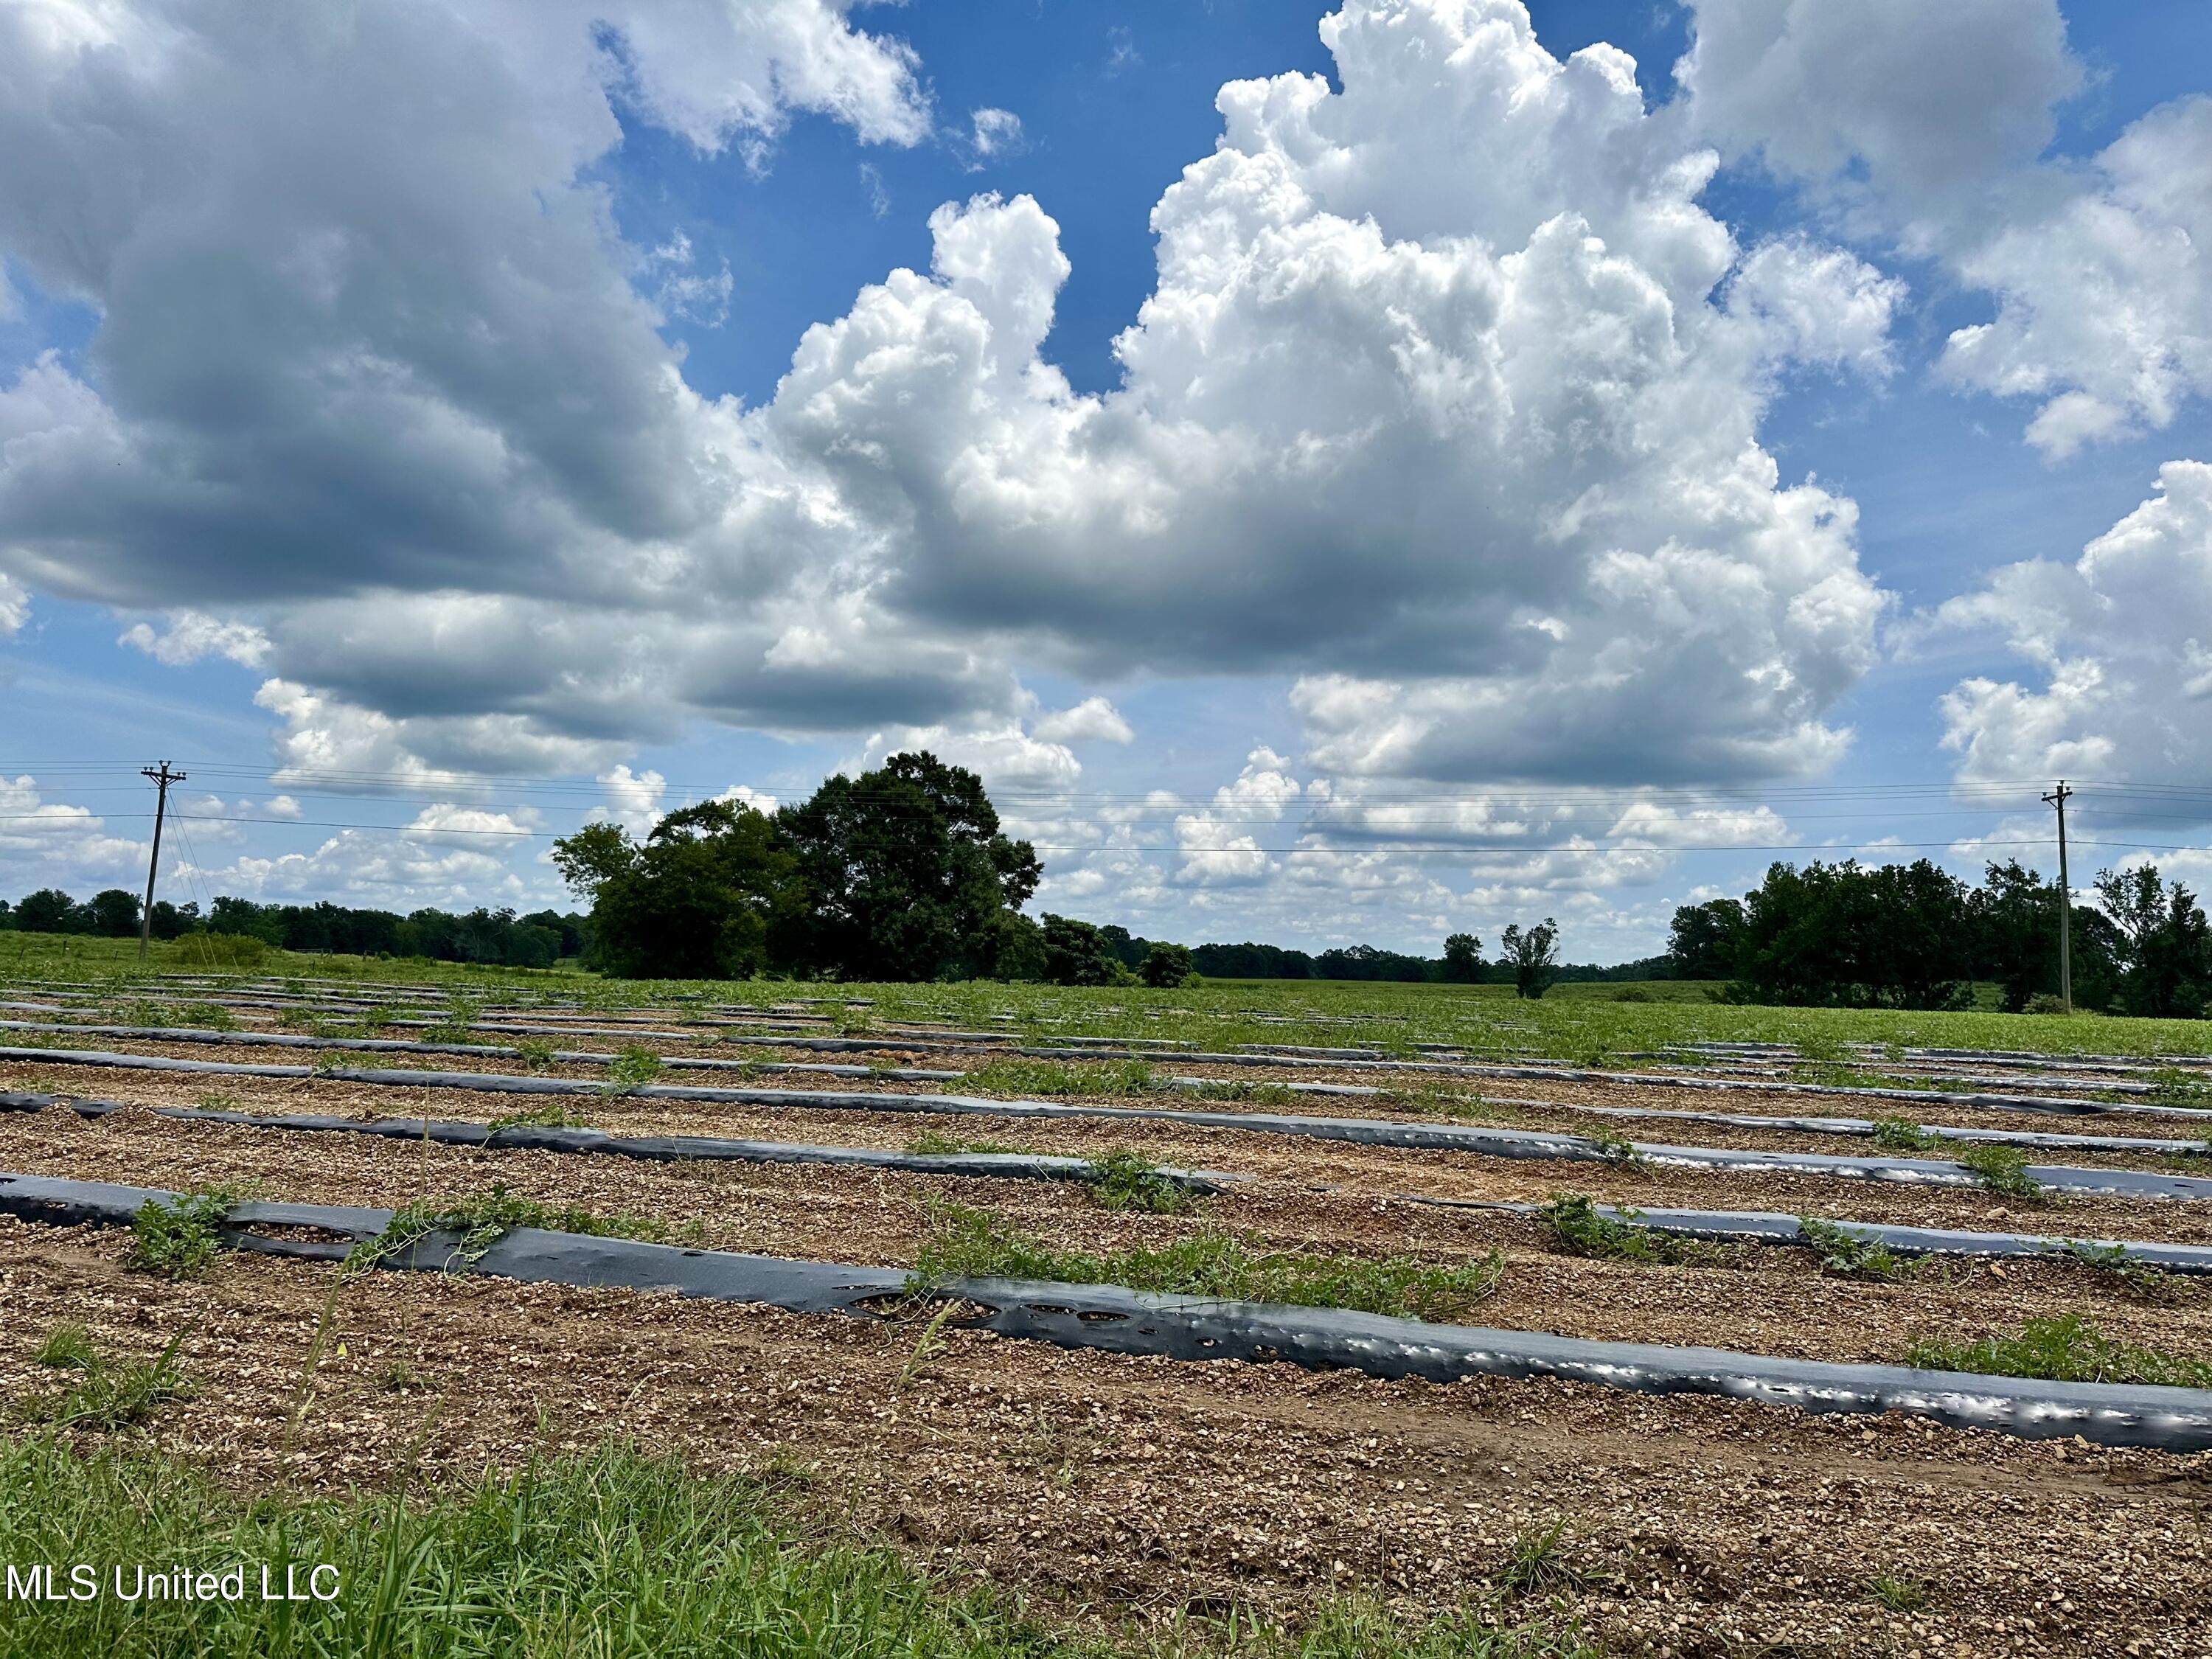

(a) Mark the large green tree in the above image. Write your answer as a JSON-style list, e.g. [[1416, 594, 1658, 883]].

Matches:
[[2095, 865, 2212, 1018], [776, 753, 1042, 982], [553, 799, 802, 980]]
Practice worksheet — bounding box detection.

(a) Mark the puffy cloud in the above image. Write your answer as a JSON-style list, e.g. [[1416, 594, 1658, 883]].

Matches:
[[1031, 697, 1134, 745], [0, 773, 144, 879], [0, 572, 26, 636], [1931, 460, 2212, 785], [1937, 100, 2212, 458], [118, 610, 271, 667], [0, 0, 1887, 789], [1680, 0, 2212, 456], [1677, 0, 2079, 215], [1727, 237, 1905, 380], [592, 764, 666, 835]]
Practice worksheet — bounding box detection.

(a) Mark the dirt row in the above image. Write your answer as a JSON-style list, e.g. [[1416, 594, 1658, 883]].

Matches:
[[6, 1092, 2212, 1370], [3, 1222, 2208, 1659], [7, 1034, 2209, 1178]]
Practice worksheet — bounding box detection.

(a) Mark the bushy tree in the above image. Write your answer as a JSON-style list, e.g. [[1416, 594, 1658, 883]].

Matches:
[[1500, 919, 1560, 1000], [1139, 942, 1197, 989], [1666, 899, 1745, 981], [88, 888, 142, 938], [1441, 933, 1484, 984], [554, 800, 803, 980], [2095, 865, 2212, 1018], [1040, 914, 1130, 986], [1728, 860, 1972, 1009], [779, 754, 1041, 982], [146, 900, 199, 941], [13, 888, 83, 933]]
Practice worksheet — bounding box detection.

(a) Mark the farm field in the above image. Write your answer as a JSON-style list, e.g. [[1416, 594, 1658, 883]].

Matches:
[[5, 953, 2212, 1656]]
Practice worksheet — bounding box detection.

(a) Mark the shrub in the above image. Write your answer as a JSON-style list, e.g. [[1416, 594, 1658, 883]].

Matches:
[[2023, 992, 2069, 1015], [1138, 942, 1197, 990]]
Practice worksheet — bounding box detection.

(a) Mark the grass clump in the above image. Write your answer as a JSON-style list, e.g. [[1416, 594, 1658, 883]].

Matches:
[[1494, 1517, 1604, 1601], [1179, 1077, 1306, 1107], [1867, 1573, 1930, 1613], [904, 1130, 1023, 1156], [487, 1102, 595, 1133], [911, 1203, 1503, 1323], [1954, 1142, 2044, 1201], [961, 1057, 1159, 1097], [1868, 1115, 1944, 1153], [347, 1185, 675, 1275], [122, 1189, 240, 1281], [1905, 1313, 2212, 1388], [1085, 1149, 1195, 1215], [1796, 1216, 1913, 1281], [15, 1327, 190, 1432], [32, 1322, 96, 1371], [602, 1045, 665, 1094], [0, 1434, 1077, 1657], [1537, 1195, 1707, 1266]]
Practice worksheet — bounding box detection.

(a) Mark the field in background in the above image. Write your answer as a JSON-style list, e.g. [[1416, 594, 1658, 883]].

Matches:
[[4, 928, 2209, 1059]]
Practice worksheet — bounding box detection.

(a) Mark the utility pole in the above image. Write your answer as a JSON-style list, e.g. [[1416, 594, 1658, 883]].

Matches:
[[2042, 779, 2073, 1015], [139, 762, 186, 962]]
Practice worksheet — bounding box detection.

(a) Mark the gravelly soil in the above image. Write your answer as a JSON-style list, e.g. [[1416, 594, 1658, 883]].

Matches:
[[10, 1020, 2212, 1657], [4, 1225, 2210, 1658], [4, 1090, 2211, 1371]]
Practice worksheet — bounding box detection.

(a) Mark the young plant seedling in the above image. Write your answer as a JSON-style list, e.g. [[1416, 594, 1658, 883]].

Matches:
[[1085, 1148, 1196, 1215], [600, 1045, 664, 1095], [1538, 1194, 1707, 1266], [1796, 1216, 1913, 1282], [1868, 1115, 1944, 1154], [124, 1188, 241, 1281], [1955, 1143, 2044, 1202]]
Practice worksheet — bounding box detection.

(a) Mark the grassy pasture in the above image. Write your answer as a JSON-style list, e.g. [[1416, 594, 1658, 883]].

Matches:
[[4, 931, 2208, 1060]]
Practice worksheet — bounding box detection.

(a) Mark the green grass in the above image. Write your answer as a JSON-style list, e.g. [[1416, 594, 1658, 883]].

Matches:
[[14, 1326, 190, 1432], [961, 1057, 1160, 1097], [911, 1203, 1505, 1323], [346, 1186, 681, 1274], [905, 1130, 1024, 1156], [1492, 1519, 1602, 1601], [5, 937, 2212, 1067], [1953, 1142, 2044, 1201], [1904, 1314, 2212, 1388], [1795, 1216, 1913, 1281], [1867, 1115, 1944, 1153], [31, 1322, 96, 1371], [122, 1188, 240, 1281], [1176, 1078, 1307, 1107], [1866, 1574, 1930, 1613], [0, 1432, 1596, 1658], [1536, 1196, 1707, 1266]]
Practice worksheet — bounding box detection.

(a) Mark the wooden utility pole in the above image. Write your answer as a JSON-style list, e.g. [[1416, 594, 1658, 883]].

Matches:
[[2042, 779, 2073, 1015], [139, 762, 186, 962]]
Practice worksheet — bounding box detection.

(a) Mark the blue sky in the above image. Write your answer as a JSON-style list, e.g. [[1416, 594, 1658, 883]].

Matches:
[[3, 0, 2210, 961]]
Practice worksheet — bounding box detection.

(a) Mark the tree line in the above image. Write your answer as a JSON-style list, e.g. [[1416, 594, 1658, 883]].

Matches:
[[1, 888, 586, 970], [1670, 858, 2212, 1017]]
